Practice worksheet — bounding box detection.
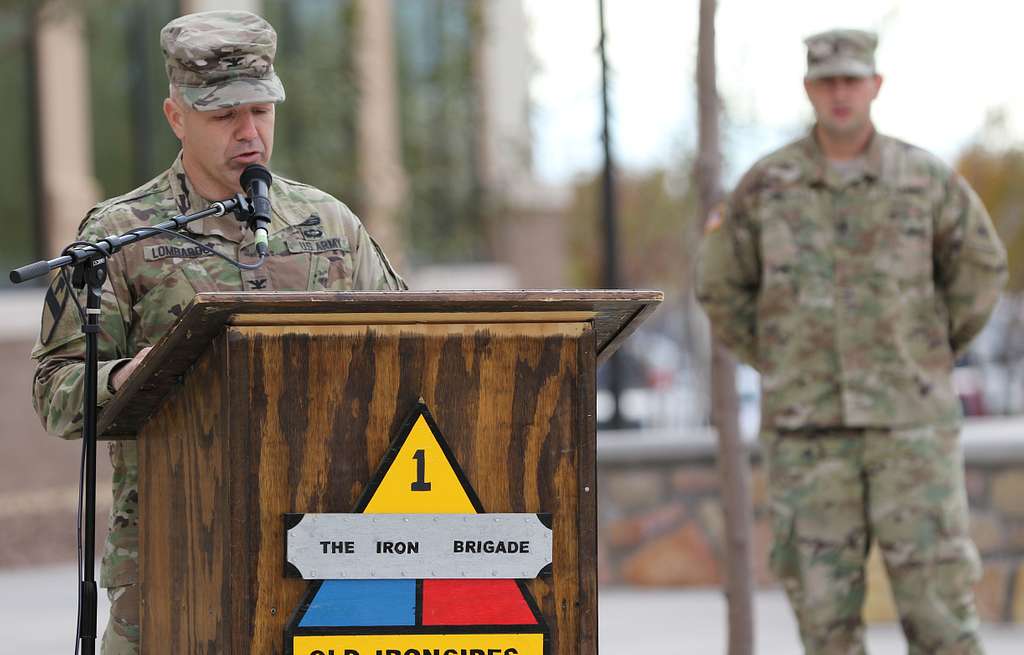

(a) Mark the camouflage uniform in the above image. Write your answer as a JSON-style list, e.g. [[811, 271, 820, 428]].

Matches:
[[698, 30, 1007, 655], [30, 11, 405, 655]]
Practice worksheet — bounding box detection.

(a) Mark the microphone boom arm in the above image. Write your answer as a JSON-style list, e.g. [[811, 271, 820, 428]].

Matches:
[[10, 197, 243, 284]]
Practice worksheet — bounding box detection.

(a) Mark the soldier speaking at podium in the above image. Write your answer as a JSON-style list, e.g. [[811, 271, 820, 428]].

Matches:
[[30, 11, 405, 654]]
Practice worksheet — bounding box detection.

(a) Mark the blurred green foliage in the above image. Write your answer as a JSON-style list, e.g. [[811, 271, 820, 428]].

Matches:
[[956, 111, 1024, 293], [263, 0, 362, 214], [565, 157, 700, 294], [86, 0, 181, 196], [214, 0, 488, 266], [0, 4, 36, 282], [395, 0, 484, 265]]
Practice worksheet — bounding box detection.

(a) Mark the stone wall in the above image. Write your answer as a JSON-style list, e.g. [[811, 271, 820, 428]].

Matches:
[[596, 422, 1024, 623]]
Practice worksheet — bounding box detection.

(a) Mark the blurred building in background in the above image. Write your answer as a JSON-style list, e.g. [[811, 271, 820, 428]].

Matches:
[[0, 0, 568, 286]]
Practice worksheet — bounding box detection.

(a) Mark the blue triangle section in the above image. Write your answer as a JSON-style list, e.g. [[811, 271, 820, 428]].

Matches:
[[298, 580, 417, 627]]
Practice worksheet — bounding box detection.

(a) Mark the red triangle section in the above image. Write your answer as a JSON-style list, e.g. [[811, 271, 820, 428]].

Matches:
[[421, 580, 539, 626]]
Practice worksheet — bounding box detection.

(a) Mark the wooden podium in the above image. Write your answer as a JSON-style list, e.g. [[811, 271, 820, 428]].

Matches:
[[99, 290, 661, 654]]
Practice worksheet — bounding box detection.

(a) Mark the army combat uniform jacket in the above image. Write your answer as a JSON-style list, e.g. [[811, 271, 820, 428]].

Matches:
[[32, 154, 406, 588], [698, 132, 1007, 429]]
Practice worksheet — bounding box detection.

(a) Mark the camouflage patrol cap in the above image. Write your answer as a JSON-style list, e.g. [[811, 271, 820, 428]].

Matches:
[[804, 29, 877, 80], [161, 10, 286, 111]]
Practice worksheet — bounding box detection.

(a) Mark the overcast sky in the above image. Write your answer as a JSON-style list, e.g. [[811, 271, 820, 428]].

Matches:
[[525, 0, 1024, 185]]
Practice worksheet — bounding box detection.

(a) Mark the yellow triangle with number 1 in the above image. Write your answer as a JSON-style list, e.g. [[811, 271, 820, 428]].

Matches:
[[360, 410, 479, 514]]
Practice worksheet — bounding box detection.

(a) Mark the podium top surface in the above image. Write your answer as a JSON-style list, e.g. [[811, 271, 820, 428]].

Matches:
[[99, 289, 661, 436]]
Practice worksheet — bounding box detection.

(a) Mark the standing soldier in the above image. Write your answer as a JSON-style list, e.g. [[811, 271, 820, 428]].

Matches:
[[698, 29, 1007, 654], [31, 11, 405, 654]]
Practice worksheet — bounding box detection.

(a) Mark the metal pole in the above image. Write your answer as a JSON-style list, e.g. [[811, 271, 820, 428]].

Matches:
[[598, 0, 624, 428], [78, 260, 106, 654]]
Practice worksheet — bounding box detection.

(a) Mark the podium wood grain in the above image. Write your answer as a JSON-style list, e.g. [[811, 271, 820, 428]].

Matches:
[[139, 321, 597, 654]]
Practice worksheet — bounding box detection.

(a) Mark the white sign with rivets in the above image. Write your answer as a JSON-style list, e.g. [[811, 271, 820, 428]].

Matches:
[[285, 513, 553, 580]]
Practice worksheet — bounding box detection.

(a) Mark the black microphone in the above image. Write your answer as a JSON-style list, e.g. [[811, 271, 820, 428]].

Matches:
[[240, 164, 272, 256]]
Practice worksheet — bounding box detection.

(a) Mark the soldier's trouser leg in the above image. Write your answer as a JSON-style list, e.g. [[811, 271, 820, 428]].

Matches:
[[762, 429, 870, 655], [866, 425, 984, 655], [100, 583, 139, 655]]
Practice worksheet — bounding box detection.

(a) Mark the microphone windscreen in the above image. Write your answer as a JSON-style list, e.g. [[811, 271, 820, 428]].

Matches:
[[240, 164, 272, 191]]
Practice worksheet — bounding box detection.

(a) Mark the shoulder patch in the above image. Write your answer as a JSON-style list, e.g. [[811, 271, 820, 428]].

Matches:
[[704, 201, 726, 235], [40, 272, 71, 346]]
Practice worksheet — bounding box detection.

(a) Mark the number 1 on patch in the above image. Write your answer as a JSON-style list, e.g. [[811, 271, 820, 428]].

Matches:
[[411, 449, 431, 491]]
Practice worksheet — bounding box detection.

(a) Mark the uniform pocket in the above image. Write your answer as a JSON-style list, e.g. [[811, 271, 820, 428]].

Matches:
[[768, 510, 800, 583], [309, 249, 355, 290], [130, 268, 198, 346], [760, 216, 800, 292], [102, 442, 139, 588], [761, 430, 801, 582], [886, 193, 934, 283]]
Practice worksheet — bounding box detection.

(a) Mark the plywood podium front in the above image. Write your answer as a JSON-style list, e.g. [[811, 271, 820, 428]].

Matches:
[[99, 290, 662, 654]]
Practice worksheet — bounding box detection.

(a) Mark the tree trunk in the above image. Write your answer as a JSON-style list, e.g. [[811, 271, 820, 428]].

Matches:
[[355, 0, 408, 269], [34, 0, 100, 253], [695, 0, 755, 653]]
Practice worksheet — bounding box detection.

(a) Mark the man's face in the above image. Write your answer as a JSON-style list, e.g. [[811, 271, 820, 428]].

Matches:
[[803, 74, 882, 139], [164, 97, 276, 199]]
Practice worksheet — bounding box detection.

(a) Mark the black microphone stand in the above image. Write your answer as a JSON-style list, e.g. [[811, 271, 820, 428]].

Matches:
[[9, 194, 252, 655]]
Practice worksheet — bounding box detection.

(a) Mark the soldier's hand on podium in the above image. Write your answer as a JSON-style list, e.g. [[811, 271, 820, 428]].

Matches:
[[111, 346, 153, 391]]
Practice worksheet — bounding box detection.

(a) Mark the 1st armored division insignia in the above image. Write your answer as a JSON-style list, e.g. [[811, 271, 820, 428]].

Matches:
[[283, 402, 551, 655]]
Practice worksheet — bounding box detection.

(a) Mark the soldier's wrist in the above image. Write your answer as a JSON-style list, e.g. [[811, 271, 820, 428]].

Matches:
[[106, 359, 133, 394]]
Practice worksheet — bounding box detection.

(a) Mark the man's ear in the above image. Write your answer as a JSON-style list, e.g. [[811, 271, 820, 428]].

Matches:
[[872, 74, 884, 99], [803, 77, 815, 104], [163, 97, 186, 140]]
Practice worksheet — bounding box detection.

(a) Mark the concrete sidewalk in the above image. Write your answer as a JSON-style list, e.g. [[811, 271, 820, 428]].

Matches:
[[4, 563, 112, 654], [599, 587, 1024, 653], [5, 563, 1023, 653]]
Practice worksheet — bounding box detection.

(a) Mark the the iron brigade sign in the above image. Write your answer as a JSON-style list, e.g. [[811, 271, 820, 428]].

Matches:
[[284, 403, 551, 655], [285, 514, 552, 580]]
